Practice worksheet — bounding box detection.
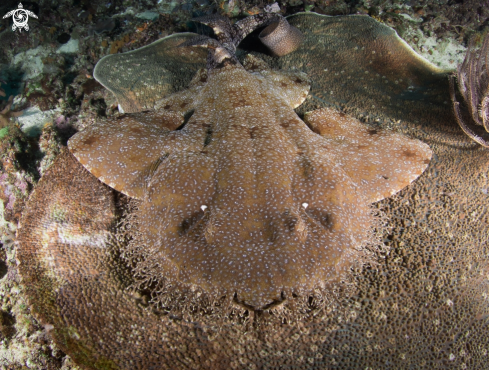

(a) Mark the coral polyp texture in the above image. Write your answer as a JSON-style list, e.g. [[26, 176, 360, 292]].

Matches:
[[449, 32, 489, 147], [17, 12, 489, 369]]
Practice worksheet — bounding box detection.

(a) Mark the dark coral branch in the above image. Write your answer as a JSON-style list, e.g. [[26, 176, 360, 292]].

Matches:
[[450, 32, 489, 147]]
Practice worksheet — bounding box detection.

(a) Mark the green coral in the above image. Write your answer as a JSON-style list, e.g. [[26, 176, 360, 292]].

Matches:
[[0, 127, 8, 139]]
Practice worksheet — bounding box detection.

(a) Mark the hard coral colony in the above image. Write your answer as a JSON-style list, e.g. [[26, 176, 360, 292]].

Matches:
[[16, 11, 489, 370]]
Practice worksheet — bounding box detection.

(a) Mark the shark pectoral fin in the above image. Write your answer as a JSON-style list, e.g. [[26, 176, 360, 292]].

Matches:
[[305, 107, 432, 203], [68, 111, 181, 199]]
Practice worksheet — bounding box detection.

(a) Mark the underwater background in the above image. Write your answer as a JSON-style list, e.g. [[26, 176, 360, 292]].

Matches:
[[1, 0, 488, 369]]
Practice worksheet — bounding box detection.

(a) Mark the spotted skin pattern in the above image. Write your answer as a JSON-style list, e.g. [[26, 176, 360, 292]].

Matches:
[[20, 13, 484, 370]]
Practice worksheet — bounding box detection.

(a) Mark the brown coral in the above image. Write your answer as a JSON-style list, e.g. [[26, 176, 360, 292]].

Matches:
[[449, 32, 489, 147]]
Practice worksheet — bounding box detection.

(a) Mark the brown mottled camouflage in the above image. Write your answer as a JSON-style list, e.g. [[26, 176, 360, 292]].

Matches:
[[17, 13, 489, 369]]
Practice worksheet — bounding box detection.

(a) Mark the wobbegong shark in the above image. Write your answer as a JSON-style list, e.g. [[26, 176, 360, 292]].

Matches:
[[17, 12, 489, 370]]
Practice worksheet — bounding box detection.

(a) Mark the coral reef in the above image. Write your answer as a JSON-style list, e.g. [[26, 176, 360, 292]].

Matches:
[[15, 9, 489, 370], [0, 81, 22, 129], [0, 200, 15, 251], [0, 0, 488, 368], [0, 125, 37, 222]]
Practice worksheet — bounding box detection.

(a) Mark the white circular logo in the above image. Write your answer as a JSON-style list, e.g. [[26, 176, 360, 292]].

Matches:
[[3, 3, 38, 32]]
